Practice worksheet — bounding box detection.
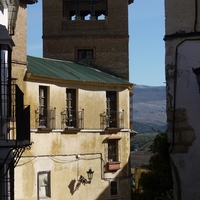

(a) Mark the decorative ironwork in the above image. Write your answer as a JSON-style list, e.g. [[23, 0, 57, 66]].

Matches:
[[100, 110, 124, 129], [35, 108, 56, 129], [0, 143, 32, 199], [61, 109, 84, 129]]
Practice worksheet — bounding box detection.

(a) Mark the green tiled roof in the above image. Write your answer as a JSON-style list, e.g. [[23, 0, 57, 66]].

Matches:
[[27, 56, 132, 86]]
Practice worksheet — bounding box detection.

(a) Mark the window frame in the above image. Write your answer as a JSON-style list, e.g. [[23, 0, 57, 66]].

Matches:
[[108, 139, 118, 162], [0, 46, 11, 114], [37, 171, 51, 200], [62, 0, 108, 20], [110, 180, 119, 196], [66, 88, 77, 127], [77, 49, 94, 60], [39, 86, 48, 128], [0, 45, 12, 138], [106, 91, 117, 128], [105, 136, 121, 171]]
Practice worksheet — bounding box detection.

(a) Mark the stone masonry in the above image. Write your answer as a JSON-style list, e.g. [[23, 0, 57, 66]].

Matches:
[[42, 0, 132, 80]]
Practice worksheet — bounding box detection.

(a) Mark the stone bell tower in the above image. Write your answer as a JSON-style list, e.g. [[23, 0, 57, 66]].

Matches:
[[43, 0, 133, 80]]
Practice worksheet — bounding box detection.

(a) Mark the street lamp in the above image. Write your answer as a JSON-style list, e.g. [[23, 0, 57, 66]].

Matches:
[[79, 168, 94, 185], [87, 168, 94, 182]]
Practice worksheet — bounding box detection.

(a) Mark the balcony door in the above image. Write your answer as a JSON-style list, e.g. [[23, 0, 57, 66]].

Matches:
[[39, 86, 47, 127], [66, 89, 76, 127], [106, 91, 117, 128]]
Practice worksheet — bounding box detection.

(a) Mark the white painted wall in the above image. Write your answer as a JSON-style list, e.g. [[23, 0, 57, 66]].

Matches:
[[171, 40, 200, 199], [165, 1, 200, 199]]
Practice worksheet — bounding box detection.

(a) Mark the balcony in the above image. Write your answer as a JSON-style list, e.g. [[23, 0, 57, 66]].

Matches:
[[100, 110, 124, 132], [61, 109, 84, 133], [0, 85, 30, 147], [35, 108, 56, 132]]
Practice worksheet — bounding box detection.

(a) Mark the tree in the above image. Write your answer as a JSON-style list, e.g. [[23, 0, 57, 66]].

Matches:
[[134, 131, 173, 200]]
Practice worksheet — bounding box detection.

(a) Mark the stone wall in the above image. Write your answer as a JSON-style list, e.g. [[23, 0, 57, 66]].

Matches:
[[165, 1, 200, 199], [12, 4, 27, 65]]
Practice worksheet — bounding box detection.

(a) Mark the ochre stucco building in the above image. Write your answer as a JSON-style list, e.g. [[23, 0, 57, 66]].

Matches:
[[0, 1, 36, 199], [13, 0, 134, 199]]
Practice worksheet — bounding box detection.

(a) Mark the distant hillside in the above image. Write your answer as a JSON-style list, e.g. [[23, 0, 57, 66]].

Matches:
[[133, 121, 167, 133], [132, 85, 167, 133]]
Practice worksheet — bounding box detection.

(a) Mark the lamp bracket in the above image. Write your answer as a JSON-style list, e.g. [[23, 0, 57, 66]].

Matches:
[[79, 175, 91, 185]]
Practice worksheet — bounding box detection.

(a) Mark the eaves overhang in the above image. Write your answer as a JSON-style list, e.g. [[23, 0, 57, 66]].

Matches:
[[25, 72, 134, 90], [0, 0, 10, 7], [0, 0, 19, 35], [26, 55, 135, 90]]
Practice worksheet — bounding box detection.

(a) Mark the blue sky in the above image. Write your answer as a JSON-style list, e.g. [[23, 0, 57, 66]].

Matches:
[[27, 0, 165, 86]]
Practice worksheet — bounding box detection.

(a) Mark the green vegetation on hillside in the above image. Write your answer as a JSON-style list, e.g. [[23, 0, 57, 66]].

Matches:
[[133, 121, 167, 134], [130, 133, 157, 152]]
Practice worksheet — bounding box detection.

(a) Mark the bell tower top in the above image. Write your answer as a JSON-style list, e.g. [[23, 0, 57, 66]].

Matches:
[[43, 0, 133, 80]]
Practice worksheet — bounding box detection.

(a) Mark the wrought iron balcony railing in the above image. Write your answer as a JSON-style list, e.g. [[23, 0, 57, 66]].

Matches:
[[61, 109, 84, 129], [100, 110, 124, 130], [35, 108, 56, 129]]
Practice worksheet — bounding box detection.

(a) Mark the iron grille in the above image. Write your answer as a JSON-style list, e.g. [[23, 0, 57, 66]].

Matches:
[[100, 110, 124, 129], [61, 109, 84, 129]]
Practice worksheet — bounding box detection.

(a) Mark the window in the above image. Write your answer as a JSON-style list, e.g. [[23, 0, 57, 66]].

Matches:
[[38, 171, 51, 199], [110, 181, 118, 196], [106, 136, 121, 171], [63, 0, 107, 20], [77, 49, 93, 59], [0, 44, 12, 138], [106, 91, 117, 127], [108, 140, 118, 162], [0, 164, 14, 200], [66, 89, 76, 127], [38, 86, 55, 130], [39, 86, 47, 127]]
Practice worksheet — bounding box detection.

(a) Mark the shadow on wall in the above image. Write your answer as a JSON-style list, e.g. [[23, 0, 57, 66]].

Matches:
[[67, 159, 132, 199]]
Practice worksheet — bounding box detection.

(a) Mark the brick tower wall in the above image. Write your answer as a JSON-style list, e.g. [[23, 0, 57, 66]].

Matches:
[[11, 3, 28, 92], [42, 0, 130, 80], [12, 3, 27, 65]]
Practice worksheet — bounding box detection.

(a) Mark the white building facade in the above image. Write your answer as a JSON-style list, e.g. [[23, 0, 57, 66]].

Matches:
[[165, 1, 200, 199]]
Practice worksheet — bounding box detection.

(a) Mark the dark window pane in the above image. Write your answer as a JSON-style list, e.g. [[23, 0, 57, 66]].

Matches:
[[77, 49, 93, 59], [108, 140, 118, 161], [110, 181, 118, 195], [66, 89, 76, 127], [106, 91, 117, 127], [39, 86, 47, 127]]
